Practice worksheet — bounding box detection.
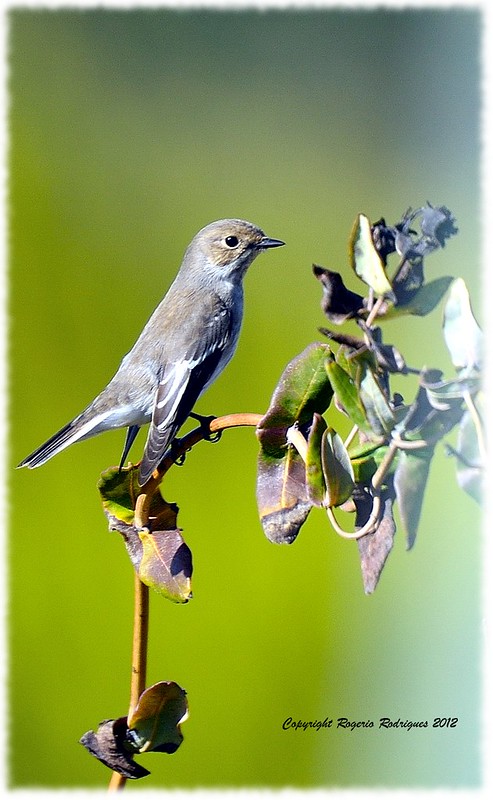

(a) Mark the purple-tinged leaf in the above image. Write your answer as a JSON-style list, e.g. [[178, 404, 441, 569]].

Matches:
[[139, 530, 192, 603], [357, 491, 396, 594], [256, 344, 334, 543], [98, 466, 192, 602], [257, 449, 311, 544]]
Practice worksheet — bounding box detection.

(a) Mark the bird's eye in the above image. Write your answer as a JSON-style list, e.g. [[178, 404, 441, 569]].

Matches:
[[224, 235, 239, 248]]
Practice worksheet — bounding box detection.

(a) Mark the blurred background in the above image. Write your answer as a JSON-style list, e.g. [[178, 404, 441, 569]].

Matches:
[[8, 5, 482, 791]]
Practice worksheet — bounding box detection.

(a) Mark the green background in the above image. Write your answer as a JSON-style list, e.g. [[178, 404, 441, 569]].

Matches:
[[8, 6, 482, 790]]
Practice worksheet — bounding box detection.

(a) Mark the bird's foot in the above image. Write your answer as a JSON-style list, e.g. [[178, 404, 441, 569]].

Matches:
[[189, 412, 222, 443]]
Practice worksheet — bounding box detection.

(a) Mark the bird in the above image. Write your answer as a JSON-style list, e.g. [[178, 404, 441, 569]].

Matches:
[[18, 219, 285, 485]]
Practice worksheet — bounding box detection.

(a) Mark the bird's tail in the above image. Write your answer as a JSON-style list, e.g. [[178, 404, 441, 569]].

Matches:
[[17, 410, 111, 469]]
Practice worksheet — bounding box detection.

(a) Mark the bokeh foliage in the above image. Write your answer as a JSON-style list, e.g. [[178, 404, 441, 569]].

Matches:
[[9, 7, 482, 789]]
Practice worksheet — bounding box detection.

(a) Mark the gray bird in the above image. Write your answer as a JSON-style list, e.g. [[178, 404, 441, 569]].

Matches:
[[18, 219, 284, 484]]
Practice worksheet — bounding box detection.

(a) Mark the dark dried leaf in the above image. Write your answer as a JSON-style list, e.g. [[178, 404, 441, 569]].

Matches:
[[391, 255, 425, 305], [357, 491, 396, 594], [384, 276, 454, 316], [80, 717, 150, 779], [313, 265, 365, 324]]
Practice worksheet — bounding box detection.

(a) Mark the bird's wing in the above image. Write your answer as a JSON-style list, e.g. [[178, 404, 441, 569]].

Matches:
[[138, 304, 233, 485]]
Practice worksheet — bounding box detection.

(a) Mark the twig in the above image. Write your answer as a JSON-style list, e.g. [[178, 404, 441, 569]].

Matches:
[[108, 572, 150, 792], [135, 413, 263, 528]]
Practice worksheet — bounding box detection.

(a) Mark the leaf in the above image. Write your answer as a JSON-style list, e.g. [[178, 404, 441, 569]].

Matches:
[[306, 413, 328, 506], [139, 530, 192, 603], [127, 682, 188, 755], [350, 213, 395, 299], [325, 355, 377, 438], [358, 363, 396, 435], [98, 465, 143, 526], [453, 390, 484, 503], [257, 342, 334, 458], [349, 442, 390, 485], [357, 491, 396, 594], [98, 465, 192, 602], [442, 277, 483, 371], [257, 448, 312, 544], [394, 445, 434, 549], [383, 276, 454, 317], [256, 344, 334, 543], [395, 383, 465, 443], [80, 717, 150, 779], [313, 265, 365, 324], [421, 369, 480, 412], [321, 427, 355, 507]]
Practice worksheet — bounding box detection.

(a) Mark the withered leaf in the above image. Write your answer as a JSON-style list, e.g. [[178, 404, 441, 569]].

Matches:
[[80, 717, 150, 779]]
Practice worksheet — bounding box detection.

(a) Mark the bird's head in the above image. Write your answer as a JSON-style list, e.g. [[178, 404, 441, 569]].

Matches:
[[186, 219, 285, 282]]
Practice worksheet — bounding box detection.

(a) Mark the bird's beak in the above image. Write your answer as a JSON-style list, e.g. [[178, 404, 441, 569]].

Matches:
[[257, 236, 285, 249]]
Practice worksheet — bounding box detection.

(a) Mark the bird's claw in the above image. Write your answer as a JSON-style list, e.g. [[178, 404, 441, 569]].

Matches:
[[189, 412, 222, 443]]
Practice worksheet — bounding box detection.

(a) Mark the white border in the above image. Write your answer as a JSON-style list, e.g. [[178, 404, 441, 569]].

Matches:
[[1, 1, 491, 798]]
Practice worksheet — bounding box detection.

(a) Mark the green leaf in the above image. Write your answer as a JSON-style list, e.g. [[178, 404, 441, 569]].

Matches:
[[321, 427, 355, 507], [383, 276, 454, 318], [453, 389, 484, 503], [127, 682, 188, 754], [325, 355, 376, 438], [306, 413, 328, 506], [394, 446, 434, 549], [349, 442, 392, 485], [139, 530, 192, 603], [98, 465, 142, 526], [257, 343, 334, 458], [358, 363, 396, 435], [442, 277, 483, 371], [350, 213, 395, 299]]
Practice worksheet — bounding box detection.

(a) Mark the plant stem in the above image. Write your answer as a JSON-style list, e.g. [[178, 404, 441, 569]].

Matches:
[[135, 412, 263, 528], [108, 574, 150, 792]]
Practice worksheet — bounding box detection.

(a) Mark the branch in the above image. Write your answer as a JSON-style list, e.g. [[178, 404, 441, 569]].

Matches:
[[135, 413, 263, 529]]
